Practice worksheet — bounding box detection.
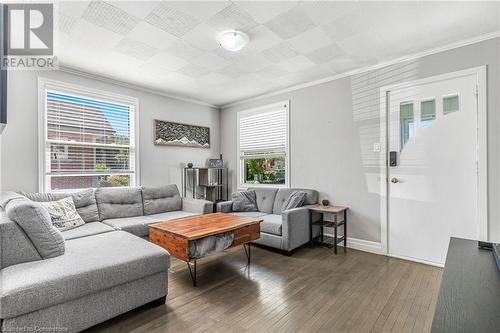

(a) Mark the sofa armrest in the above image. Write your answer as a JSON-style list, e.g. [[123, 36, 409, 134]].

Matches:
[[181, 198, 213, 214], [216, 200, 233, 213], [281, 206, 313, 251]]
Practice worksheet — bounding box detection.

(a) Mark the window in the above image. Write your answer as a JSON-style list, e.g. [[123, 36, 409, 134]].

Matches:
[[443, 95, 459, 115], [237, 101, 289, 188], [400, 102, 414, 151], [39, 79, 138, 192], [420, 99, 436, 128]]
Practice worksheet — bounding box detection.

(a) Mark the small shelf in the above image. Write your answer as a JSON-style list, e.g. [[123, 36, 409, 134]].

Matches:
[[312, 220, 344, 228]]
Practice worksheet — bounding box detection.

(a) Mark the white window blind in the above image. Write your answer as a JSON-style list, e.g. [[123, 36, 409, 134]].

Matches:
[[239, 108, 287, 157], [40, 81, 138, 192], [237, 101, 289, 187]]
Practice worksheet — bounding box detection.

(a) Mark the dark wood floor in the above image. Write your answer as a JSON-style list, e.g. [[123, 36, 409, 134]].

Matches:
[[88, 245, 442, 333]]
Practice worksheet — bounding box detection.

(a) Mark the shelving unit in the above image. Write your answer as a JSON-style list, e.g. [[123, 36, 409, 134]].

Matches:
[[182, 167, 228, 203]]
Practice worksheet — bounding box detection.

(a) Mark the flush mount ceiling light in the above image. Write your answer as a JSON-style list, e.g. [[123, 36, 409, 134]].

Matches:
[[218, 30, 249, 52]]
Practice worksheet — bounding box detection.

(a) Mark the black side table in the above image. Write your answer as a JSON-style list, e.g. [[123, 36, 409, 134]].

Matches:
[[308, 205, 349, 254]]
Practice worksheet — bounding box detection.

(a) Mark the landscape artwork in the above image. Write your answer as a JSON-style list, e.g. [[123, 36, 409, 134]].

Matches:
[[154, 120, 210, 148]]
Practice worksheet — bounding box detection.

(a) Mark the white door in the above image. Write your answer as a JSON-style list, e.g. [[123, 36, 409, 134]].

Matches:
[[386, 71, 481, 266]]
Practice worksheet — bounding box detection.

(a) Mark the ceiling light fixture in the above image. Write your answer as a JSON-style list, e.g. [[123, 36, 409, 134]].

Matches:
[[218, 30, 249, 52]]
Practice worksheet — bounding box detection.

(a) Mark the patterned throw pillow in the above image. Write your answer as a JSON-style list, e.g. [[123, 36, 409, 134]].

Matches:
[[39, 197, 85, 231], [282, 191, 307, 211], [232, 190, 258, 212]]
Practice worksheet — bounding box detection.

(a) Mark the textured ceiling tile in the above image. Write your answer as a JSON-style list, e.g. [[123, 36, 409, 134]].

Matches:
[[177, 64, 211, 78], [276, 55, 316, 73], [217, 64, 249, 78], [287, 27, 332, 54], [322, 10, 371, 42], [236, 1, 298, 24], [148, 51, 189, 71], [127, 21, 178, 50], [145, 3, 200, 37], [321, 58, 358, 74], [245, 25, 283, 52], [264, 6, 316, 39], [110, 1, 160, 19], [256, 65, 289, 79], [56, 13, 78, 34], [167, 1, 231, 22], [198, 72, 232, 85], [261, 42, 299, 63], [82, 1, 140, 35], [183, 23, 220, 51], [166, 41, 204, 61], [300, 1, 361, 25], [193, 52, 231, 70], [207, 4, 259, 32], [114, 37, 159, 60], [57, 1, 91, 18], [67, 18, 123, 49], [232, 53, 272, 72], [137, 63, 174, 80], [305, 44, 346, 64]]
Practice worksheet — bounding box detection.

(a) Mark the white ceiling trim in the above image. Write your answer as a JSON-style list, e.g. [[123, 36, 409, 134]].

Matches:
[[58, 65, 219, 108], [220, 30, 500, 109]]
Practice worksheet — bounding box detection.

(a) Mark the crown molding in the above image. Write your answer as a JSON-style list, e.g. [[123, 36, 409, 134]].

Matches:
[[58, 65, 219, 109], [220, 31, 500, 109]]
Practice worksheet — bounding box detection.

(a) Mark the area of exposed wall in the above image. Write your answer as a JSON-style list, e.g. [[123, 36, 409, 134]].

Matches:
[[220, 37, 500, 244], [0, 69, 220, 192]]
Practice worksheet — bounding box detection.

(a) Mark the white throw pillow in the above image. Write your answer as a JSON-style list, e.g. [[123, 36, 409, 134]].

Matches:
[[39, 197, 85, 231]]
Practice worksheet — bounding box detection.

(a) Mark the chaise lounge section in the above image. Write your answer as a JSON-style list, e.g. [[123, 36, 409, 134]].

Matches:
[[0, 184, 212, 332]]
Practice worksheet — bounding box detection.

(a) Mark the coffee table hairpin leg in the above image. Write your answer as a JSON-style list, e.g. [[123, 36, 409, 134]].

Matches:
[[243, 243, 251, 265], [187, 260, 197, 287]]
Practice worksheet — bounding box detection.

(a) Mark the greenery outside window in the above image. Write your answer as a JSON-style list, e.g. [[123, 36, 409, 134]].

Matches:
[[237, 101, 289, 188]]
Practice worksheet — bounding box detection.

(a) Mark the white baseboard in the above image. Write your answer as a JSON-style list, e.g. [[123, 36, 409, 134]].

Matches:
[[323, 232, 383, 255]]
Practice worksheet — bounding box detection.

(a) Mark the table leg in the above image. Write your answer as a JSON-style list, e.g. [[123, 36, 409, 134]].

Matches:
[[320, 213, 324, 243], [187, 260, 197, 287], [309, 211, 313, 245], [344, 210, 347, 252], [244, 243, 251, 265], [334, 222, 338, 254]]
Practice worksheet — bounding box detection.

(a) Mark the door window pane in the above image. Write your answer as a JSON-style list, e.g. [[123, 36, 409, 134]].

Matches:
[[443, 95, 459, 115], [400, 102, 414, 151], [421, 99, 435, 128]]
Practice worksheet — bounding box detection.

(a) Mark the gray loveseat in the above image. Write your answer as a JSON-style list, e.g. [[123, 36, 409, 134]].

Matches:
[[217, 187, 318, 254], [0, 184, 212, 332]]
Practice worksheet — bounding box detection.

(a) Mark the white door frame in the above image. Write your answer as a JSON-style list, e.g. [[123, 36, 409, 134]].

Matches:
[[379, 66, 488, 262]]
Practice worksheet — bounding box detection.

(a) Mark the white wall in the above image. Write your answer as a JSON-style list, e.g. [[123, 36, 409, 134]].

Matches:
[[0, 69, 220, 192], [221, 37, 500, 244]]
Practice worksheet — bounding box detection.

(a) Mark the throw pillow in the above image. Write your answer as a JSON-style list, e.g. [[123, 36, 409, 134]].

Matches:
[[39, 197, 85, 231], [282, 191, 307, 211], [232, 190, 258, 212]]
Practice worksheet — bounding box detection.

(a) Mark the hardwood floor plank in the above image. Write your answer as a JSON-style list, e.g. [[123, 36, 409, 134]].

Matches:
[[86, 245, 441, 333]]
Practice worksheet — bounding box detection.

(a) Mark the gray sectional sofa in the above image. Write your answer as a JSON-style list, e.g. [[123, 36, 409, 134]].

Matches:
[[0, 184, 212, 332], [217, 187, 319, 254]]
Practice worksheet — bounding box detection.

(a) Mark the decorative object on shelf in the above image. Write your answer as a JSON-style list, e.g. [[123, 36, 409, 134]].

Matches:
[[208, 158, 223, 168], [187, 162, 193, 168], [154, 119, 210, 148], [322, 199, 330, 206]]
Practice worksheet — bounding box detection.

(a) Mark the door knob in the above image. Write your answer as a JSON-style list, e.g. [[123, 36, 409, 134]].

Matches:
[[391, 177, 399, 183]]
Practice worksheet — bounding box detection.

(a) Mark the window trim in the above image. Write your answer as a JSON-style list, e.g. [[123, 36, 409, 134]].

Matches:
[[236, 100, 290, 190], [38, 77, 140, 192]]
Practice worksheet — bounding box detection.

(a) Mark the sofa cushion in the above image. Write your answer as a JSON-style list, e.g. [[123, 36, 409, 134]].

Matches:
[[232, 190, 258, 212], [142, 184, 182, 215], [4, 197, 65, 259], [282, 190, 307, 211], [102, 216, 158, 237], [95, 187, 143, 221], [20, 189, 99, 223], [247, 187, 278, 214], [62, 222, 115, 240], [273, 188, 319, 215], [260, 214, 282, 236], [0, 231, 169, 319], [39, 197, 85, 231], [229, 211, 268, 219]]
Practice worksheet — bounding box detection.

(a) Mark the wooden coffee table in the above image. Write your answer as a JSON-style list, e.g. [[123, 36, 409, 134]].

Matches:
[[149, 212, 262, 286]]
